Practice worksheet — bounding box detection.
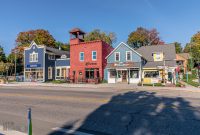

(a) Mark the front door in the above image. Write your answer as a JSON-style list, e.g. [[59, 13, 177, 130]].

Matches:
[[122, 71, 127, 82]]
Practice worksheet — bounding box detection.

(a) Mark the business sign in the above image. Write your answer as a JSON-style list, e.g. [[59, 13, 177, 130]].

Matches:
[[85, 62, 97, 66], [26, 64, 41, 68], [153, 52, 163, 61]]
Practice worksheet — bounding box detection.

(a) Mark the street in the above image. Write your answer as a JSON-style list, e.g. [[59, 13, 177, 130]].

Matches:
[[0, 86, 200, 135]]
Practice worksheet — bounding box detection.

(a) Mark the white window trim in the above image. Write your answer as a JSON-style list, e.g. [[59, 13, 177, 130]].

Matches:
[[126, 51, 132, 61], [115, 52, 120, 62], [92, 51, 97, 61], [48, 67, 52, 79], [29, 52, 38, 62], [80, 52, 84, 61]]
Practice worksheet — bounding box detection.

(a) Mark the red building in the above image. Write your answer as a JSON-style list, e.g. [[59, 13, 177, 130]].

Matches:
[[69, 28, 113, 83]]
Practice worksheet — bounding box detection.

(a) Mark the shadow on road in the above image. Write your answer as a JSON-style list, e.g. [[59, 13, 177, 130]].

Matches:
[[48, 91, 200, 135]]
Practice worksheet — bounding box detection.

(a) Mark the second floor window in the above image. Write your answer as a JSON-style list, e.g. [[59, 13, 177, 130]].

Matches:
[[92, 51, 97, 60], [80, 52, 84, 61], [29, 52, 38, 62], [115, 52, 120, 61], [126, 51, 132, 61]]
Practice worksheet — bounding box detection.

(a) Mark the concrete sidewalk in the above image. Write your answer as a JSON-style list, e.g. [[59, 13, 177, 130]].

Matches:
[[0, 126, 26, 135], [1, 82, 200, 92]]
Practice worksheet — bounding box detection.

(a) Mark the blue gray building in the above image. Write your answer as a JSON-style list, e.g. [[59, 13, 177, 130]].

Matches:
[[24, 41, 70, 82], [105, 42, 143, 84]]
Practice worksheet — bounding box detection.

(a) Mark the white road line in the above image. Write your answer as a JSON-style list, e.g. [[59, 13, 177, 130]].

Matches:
[[52, 127, 94, 135]]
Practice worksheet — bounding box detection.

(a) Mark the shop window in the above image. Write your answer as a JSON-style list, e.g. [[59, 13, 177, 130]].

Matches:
[[110, 70, 116, 78], [85, 69, 95, 79], [117, 71, 122, 78], [29, 52, 38, 62], [115, 52, 120, 61], [130, 70, 139, 78], [56, 68, 60, 77], [126, 51, 132, 61], [144, 71, 159, 78], [92, 51, 97, 60], [80, 52, 84, 61], [48, 67, 52, 79]]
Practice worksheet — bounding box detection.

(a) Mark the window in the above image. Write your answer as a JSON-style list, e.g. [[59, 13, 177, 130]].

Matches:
[[85, 68, 96, 79], [48, 67, 52, 79], [110, 70, 116, 78], [48, 54, 55, 60], [56, 67, 67, 80], [115, 52, 120, 61], [126, 51, 132, 61], [130, 70, 139, 78], [56, 68, 60, 77], [92, 51, 97, 60], [80, 52, 84, 61], [144, 71, 159, 78], [29, 52, 38, 62]]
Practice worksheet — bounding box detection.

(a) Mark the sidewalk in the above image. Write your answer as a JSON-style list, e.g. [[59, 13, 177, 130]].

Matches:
[[1, 82, 200, 92], [0, 126, 26, 135]]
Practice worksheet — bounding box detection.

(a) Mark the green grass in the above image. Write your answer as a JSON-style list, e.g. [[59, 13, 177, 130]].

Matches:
[[183, 79, 199, 87], [51, 80, 68, 84]]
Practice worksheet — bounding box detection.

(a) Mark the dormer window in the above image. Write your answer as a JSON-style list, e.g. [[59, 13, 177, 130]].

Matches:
[[29, 51, 38, 62], [48, 54, 55, 60], [152, 52, 164, 61]]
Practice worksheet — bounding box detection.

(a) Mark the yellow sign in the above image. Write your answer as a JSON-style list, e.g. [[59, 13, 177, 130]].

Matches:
[[153, 52, 163, 61]]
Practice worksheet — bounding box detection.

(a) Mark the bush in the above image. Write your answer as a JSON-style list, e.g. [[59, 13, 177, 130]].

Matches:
[[52, 80, 68, 84], [101, 79, 108, 83]]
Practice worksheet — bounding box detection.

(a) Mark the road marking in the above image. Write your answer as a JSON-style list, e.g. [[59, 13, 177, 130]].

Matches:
[[52, 127, 94, 135]]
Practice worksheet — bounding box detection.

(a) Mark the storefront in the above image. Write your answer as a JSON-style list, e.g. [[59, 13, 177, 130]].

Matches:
[[24, 68, 44, 82]]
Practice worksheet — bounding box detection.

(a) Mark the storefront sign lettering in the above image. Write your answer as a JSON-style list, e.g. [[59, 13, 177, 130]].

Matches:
[[85, 62, 97, 66], [26, 64, 41, 68]]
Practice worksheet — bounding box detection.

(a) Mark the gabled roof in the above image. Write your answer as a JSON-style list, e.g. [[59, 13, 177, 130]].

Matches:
[[137, 44, 177, 68], [177, 53, 190, 60], [46, 46, 70, 57], [105, 42, 142, 59]]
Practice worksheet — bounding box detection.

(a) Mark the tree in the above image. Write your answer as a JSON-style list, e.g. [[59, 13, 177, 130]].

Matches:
[[16, 29, 56, 48], [84, 29, 116, 45], [55, 41, 70, 51], [0, 45, 6, 62], [127, 27, 163, 48], [174, 42, 182, 53]]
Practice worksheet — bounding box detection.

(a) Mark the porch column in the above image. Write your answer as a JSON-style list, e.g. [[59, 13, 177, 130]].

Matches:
[[128, 68, 130, 84]]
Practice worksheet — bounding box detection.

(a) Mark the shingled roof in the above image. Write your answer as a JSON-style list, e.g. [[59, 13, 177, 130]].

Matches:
[[137, 44, 176, 68], [46, 46, 70, 58]]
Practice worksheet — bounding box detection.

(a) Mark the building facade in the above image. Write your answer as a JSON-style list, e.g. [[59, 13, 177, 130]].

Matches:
[[105, 42, 143, 84], [137, 44, 177, 84], [69, 28, 113, 83], [24, 41, 70, 82]]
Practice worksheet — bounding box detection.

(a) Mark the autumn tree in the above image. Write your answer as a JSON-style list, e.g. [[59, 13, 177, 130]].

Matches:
[[16, 29, 56, 48], [174, 42, 182, 53], [55, 41, 70, 51], [84, 29, 116, 45], [127, 27, 163, 48]]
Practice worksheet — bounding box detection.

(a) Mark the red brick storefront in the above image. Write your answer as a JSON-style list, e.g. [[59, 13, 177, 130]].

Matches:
[[69, 28, 113, 83]]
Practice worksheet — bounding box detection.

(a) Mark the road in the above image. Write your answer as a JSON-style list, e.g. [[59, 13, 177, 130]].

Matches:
[[0, 86, 200, 135]]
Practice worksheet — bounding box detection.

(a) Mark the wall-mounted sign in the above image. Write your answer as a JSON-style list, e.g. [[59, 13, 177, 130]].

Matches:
[[26, 64, 41, 68], [85, 62, 97, 66]]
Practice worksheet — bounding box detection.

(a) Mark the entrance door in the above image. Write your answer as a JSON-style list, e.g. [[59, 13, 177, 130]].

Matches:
[[122, 71, 127, 82]]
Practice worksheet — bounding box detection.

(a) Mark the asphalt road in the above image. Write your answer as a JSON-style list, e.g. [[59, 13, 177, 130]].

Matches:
[[0, 86, 200, 135]]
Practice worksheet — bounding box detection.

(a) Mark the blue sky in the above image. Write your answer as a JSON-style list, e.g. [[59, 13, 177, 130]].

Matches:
[[1, 0, 200, 55]]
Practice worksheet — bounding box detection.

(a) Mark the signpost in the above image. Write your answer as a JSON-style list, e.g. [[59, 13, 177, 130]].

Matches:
[[28, 108, 32, 135]]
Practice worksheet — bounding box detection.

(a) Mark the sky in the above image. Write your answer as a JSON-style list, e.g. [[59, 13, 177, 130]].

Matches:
[[1, 0, 200, 55]]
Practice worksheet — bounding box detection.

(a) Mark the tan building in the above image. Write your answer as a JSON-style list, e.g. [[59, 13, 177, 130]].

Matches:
[[176, 53, 190, 74]]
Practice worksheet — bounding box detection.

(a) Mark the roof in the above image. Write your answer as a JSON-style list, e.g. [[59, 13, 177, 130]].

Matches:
[[137, 44, 176, 68], [177, 53, 190, 60], [105, 42, 142, 59], [69, 28, 85, 34], [46, 46, 70, 58]]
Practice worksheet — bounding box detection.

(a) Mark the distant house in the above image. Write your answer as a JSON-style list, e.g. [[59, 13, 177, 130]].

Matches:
[[105, 42, 143, 84], [176, 53, 190, 74], [24, 41, 70, 82], [137, 44, 177, 84]]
